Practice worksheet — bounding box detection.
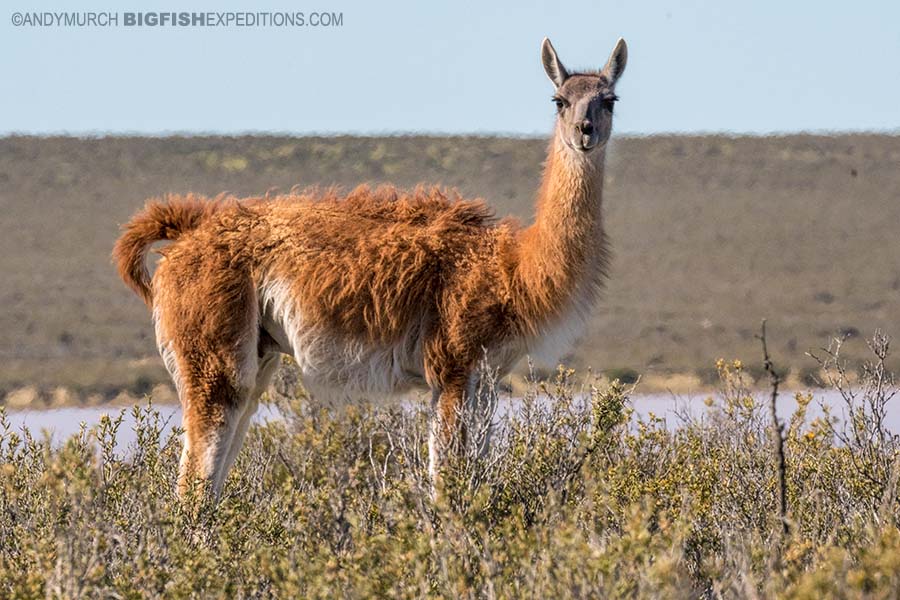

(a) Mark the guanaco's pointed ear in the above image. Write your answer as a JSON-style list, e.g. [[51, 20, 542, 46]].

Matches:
[[601, 38, 628, 87], [541, 37, 569, 89]]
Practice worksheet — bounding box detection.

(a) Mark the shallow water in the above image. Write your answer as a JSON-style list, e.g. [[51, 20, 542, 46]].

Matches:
[[1, 403, 282, 450], [3, 389, 897, 451], [630, 389, 900, 432]]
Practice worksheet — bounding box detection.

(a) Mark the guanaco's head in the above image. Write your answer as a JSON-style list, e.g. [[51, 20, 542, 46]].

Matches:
[[541, 37, 627, 155]]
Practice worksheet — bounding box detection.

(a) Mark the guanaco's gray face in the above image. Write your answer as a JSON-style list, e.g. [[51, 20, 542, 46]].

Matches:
[[541, 37, 628, 155]]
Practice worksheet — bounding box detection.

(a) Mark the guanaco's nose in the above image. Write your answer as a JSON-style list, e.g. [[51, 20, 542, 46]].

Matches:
[[576, 120, 594, 135]]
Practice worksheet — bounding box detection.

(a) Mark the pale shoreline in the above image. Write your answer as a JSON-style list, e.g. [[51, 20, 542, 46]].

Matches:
[[0, 371, 851, 412]]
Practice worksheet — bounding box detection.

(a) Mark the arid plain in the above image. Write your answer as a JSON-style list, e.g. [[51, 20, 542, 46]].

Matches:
[[1, 134, 898, 404]]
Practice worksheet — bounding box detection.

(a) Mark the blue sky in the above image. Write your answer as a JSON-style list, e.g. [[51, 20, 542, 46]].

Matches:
[[1, 0, 898, 135]]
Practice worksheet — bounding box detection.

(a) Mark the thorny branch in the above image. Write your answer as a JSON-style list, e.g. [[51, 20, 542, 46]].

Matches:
[[757, 319, 789, 540]]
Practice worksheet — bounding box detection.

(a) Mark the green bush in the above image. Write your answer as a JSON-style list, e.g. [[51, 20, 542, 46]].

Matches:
[[603, 366, 641, 385], [0, 335, 898, 598]]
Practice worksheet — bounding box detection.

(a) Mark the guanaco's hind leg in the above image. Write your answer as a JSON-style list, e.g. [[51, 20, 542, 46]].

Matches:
[[153, 258, 260, 501], [218, 351, 281, 484], [428, 382, 467, 498], [178, 373, 252, 499]]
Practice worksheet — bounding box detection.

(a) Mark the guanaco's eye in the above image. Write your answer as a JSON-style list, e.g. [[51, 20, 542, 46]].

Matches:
[[552, 96, 568, 112]]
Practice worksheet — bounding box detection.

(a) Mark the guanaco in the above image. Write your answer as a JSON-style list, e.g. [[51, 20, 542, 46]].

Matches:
[[114, 37, 627, 498]]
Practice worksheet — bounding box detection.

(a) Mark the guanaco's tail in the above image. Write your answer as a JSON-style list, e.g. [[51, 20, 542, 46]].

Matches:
[[113, 195, 217, 307]]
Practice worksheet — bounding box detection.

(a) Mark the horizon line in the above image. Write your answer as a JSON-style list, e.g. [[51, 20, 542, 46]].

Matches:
[[2, 127, 899, 140]]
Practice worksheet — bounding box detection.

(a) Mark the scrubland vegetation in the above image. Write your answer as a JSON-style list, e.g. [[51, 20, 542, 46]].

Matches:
[[1, 333, 897, 598]]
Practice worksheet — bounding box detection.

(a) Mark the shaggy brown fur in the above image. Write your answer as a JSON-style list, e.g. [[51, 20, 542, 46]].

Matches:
[[113, 37, 627, 498]]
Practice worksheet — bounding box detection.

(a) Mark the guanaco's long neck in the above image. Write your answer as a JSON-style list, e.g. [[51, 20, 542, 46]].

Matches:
[[513, 135, 608, 332]]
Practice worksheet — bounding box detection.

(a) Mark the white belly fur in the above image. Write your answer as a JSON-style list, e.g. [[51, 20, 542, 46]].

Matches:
[[258, 277, 582, 399], [259, 278, 427, 400]]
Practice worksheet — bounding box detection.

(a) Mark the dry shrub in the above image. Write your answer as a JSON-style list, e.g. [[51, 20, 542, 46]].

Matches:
[[0, 333, 898, 598]]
